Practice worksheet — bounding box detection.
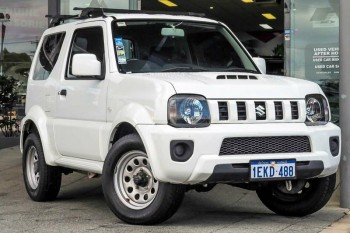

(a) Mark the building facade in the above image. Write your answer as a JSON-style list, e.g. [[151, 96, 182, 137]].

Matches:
[[0, 0, 340, 119]]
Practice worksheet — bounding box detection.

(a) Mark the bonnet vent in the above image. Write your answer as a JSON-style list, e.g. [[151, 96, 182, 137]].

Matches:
[[216, 75, 258, 80]]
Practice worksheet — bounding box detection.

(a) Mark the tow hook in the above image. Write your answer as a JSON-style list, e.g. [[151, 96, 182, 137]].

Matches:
[[285, 180, 292, 192]]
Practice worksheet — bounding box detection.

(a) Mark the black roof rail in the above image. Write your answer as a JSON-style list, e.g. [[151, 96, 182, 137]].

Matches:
[[46, 8, 107, 28], [46, 7, 206, 28], [46, 14, 80, 28]]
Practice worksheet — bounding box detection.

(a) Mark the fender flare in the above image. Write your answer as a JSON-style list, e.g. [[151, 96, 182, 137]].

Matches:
[[21, 106, 60, 166]]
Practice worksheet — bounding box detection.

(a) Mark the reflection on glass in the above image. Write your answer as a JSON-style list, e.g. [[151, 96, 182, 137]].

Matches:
[[0, 0, 48, 133], [288, 0, 339, 123], [60, 0, 130, 15]]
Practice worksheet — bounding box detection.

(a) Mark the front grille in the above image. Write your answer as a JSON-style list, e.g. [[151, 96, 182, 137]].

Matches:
[[291, 101, 299, 120], [215, 100, 302, 123], [237, 102, 247, 120], [274, 101, 283, 120], [219, 136, 311, 155], [218, 102, 228, 120]]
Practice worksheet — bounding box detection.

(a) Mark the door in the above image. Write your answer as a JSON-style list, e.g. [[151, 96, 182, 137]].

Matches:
[[53, 22, 108, 161]]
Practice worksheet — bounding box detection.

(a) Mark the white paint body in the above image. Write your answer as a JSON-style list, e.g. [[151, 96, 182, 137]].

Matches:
[[21, 14, 341, 184]]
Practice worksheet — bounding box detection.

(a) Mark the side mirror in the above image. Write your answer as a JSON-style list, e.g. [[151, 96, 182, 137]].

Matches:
[[72, 54, 101, 77], [252, 57, 266, 74]]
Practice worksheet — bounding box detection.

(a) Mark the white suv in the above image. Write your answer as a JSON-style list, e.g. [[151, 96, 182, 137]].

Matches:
[[21, 8, 341, 225]]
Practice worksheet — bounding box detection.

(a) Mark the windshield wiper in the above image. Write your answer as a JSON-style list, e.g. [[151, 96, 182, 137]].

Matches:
[[222, 67, 260, 74], [160, 66, 210, 72], [160, 66, 260, 73]]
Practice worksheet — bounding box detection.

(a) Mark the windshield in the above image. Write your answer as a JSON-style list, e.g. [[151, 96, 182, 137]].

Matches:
[[113, 20, 259, 74]]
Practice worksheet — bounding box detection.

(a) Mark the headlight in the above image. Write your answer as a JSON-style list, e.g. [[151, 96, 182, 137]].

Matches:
[[305, 94, 330, 125], [168, 95, 211, 128]]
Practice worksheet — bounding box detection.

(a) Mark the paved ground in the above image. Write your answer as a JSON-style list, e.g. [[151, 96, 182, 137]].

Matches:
[[0, 135, 20, 150], [0, 146, 349, 233]]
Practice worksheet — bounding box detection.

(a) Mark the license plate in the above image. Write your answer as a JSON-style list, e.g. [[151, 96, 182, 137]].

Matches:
[[250, 159, 296, 180]]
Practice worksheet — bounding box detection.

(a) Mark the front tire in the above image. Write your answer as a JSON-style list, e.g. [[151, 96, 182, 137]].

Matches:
[[23, 133, 62, 201], [102, 134, 185, 225], [256, 174, 336, 216]]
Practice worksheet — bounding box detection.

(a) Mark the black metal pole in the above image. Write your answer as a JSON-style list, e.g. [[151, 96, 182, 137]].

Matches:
[[340, 0, 350, 208], [0, 23, 5, 76], [48, 0, 60, 25]]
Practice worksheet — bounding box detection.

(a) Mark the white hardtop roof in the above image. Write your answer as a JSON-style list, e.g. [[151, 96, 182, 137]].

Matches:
[[50, 13, 219, 28], [44, 12, 221, 35], [105, 12, 219, 24]]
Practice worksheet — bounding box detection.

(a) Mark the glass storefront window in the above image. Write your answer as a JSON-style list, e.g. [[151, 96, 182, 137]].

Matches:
[[61, 0, 131, 15], [286, 0, 340, 123], [0, 0, 48, 133], [0, 1, 48, 92]]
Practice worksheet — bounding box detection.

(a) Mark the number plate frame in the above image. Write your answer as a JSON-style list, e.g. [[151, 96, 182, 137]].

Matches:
[[249, 159, 296, 181]]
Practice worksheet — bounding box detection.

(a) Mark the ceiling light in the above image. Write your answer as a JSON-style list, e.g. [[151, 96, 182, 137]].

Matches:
[[210, 6, 214, 10], [158, 0, 177, 7], [242, 0, 255, 3], [259, 24, 273, 29], [262, 13, 277, 20]]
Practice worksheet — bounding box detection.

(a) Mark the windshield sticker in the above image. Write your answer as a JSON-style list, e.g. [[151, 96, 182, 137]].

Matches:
[[117, 22, 126, 27], [114, 38, 127, 64]]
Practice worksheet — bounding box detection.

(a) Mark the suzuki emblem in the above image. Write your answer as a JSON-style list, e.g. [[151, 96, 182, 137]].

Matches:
[[256, 105, 266, 117]]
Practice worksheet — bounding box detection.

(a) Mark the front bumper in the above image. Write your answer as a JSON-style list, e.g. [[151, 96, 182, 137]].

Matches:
[[205, 160, 324, 184], [137, 123, 340, 184]]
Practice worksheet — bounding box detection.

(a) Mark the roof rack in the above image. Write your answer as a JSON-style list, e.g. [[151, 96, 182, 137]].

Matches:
[[46, 7, 206, 28], [46, 8, 107, 28], [73, 7, 205, 17], [46, 14, 79, 28]]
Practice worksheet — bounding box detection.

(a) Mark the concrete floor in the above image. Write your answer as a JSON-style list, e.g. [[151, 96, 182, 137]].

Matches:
[[0, 146, 349, 233]]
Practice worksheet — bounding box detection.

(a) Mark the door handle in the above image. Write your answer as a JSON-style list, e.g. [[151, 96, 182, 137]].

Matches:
[[58, 89, 67, 96]]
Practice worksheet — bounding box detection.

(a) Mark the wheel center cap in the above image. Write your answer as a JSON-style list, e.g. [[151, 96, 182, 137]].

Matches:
[[133, 170, 149, 187]]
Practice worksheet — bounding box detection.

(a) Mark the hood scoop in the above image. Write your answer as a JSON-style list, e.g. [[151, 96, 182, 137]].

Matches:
[[217, 75, 258, 80]]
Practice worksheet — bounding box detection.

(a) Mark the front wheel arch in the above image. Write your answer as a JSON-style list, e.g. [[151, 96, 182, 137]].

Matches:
[[109, 122, 138, 146], [102, 134, 185, 225]]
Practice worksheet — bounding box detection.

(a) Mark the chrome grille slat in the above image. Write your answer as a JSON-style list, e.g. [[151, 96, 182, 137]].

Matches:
[[219, 136, 311, 155]]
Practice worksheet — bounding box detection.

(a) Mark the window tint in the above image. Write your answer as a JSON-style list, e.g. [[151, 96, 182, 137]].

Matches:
[[113, 21, 258, 74], [67, 27, 104, 78], [33, 32, 65, 80]]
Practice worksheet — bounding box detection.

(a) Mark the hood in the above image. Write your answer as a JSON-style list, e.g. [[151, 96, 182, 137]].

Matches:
[[131, 72, 322, 99]]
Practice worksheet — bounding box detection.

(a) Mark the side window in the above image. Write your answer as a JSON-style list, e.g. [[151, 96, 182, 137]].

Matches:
[[67, 27, 104, 79], [33, 32, 65, 80]]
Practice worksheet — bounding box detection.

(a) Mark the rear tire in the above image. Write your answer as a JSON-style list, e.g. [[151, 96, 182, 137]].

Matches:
[[256, 174, 336, 216], [23, 133, 62, 201], [102, 134, 185, 225]]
